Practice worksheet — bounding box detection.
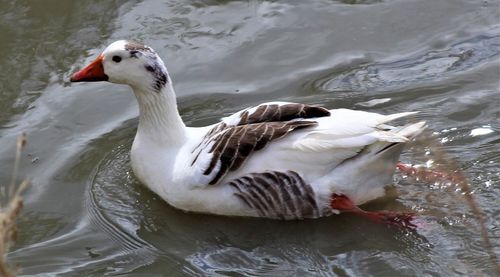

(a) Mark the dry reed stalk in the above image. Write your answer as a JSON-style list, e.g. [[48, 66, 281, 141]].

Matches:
[[0, 134, 29, 277]]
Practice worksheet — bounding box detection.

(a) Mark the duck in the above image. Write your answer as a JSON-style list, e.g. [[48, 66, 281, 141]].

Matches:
[[70, 40, 426, 225]]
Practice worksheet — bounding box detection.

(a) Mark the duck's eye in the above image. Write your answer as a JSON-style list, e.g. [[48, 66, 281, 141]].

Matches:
[[112, 56, 122, 63]]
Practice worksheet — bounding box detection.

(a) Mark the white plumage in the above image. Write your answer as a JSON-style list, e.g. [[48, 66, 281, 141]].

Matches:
[[71, 40, 426, 220]]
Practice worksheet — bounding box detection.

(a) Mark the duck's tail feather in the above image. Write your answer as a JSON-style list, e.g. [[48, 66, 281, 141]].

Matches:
[[323, 119, 426, 205]]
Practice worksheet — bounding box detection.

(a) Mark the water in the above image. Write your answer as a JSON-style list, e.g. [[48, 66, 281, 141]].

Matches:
[[1, 0, 499, 275]]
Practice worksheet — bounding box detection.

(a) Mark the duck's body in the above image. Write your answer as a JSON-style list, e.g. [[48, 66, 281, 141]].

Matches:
[[71, 40, 426, 221]]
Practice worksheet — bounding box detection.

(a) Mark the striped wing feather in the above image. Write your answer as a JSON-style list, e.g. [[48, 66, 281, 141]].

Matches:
[[192, 103, 331, 185], [205, 121, 316, 184], [235, 103, 330, 125], [229, 170, 328, 219]]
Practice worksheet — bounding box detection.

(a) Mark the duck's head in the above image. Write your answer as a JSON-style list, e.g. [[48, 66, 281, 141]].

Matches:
[[71, 40, 169, 92]]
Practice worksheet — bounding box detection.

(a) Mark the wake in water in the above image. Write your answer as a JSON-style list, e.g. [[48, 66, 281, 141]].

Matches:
[[396, 129, 499, 274]]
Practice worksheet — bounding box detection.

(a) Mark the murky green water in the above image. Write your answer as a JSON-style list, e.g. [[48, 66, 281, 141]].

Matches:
[[1, 0, 499, 275]]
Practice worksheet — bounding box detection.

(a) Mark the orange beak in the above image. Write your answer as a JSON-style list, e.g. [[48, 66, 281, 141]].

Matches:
[[70, 54, 108, 82]]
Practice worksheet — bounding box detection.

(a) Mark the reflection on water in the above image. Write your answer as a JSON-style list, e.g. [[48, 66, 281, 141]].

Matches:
[[1, 0, 499, 275], [89, 137, 435, 275], [88, 151, 167, 274]]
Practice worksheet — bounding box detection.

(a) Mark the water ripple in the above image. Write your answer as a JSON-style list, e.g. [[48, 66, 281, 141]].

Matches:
[[310, 33, 500, 93]]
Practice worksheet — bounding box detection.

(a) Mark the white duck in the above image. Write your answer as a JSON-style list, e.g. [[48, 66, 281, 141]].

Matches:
[[71, 40, 426, 224]]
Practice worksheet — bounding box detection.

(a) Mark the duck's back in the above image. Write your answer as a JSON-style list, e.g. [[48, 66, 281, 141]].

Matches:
[[164, 102, 425, 219]]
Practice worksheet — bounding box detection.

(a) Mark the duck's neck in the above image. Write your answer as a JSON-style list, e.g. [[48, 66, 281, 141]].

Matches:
[[133, 83, 187, 147]]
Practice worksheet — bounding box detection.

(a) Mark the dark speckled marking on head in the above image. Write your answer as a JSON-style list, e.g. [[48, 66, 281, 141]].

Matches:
[[150, 64, 168, 91], [124, 41, 154, 53], [124, 40, 168, 92], [144, 60, 168, 92], [129, 50, 140, 58]]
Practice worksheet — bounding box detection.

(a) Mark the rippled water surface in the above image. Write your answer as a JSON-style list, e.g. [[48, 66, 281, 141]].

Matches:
[[1, 0, 499, 275]]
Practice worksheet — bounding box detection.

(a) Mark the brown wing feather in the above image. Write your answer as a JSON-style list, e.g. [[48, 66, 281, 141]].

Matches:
[[238, 103, 330, 125], [192, 103, 331, 185], [228, 170, 329, 220], [206, 121, 317, 185]]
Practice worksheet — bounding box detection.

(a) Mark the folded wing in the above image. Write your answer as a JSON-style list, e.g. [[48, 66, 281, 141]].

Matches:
[[190, 102, 331, 185]]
